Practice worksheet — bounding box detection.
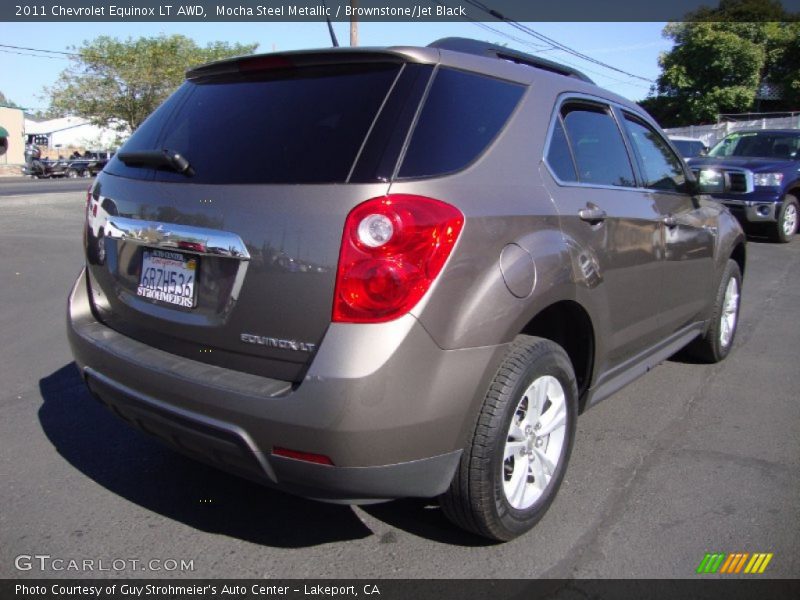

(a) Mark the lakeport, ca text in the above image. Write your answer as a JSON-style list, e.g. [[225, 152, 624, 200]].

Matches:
[[15, 584, 381, 597]]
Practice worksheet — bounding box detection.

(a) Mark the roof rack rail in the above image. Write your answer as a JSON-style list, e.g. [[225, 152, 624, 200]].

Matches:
[[427, 37, 594, 84]]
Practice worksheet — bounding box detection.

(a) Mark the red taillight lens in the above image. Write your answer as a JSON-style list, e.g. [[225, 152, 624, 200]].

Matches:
[[333, 194, 464, 323]]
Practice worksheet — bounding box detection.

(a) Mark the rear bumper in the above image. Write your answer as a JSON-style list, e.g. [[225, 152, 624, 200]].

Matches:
[[68, 268, 507, 502]]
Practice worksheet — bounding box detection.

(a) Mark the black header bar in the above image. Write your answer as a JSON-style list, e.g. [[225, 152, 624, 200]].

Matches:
[[4, 0, 800, 23]]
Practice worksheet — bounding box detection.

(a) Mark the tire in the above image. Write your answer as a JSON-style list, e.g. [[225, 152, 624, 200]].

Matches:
[[686, 259, 742, 363], [66, 169, 78, 179], [440, 336, 578, 541], [770, 195, 798, 243]]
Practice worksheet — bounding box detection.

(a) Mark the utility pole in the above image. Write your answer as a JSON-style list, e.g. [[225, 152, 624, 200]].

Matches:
[[349, 0, 358, 47]]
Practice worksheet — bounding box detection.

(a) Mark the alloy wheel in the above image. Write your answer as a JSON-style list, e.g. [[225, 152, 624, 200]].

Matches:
[[503, 375, 567, 509], [719, 277, 739, 349]]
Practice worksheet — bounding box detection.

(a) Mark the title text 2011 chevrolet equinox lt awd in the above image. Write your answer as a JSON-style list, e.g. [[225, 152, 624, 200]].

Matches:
[[68, 38, 746, 541]]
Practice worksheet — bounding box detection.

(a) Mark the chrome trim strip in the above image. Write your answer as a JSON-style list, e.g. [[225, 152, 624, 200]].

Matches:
[[104, 217, 250, 260]]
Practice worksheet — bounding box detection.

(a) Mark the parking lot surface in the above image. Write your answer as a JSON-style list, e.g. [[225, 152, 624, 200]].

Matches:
[[1, 184, 798, 579]]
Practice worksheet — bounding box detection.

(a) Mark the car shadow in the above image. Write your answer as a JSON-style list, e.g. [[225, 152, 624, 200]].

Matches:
[[38, 363, 373, 549], [38, 363, 491, 548], [745, 232, 774, 244], [360, 500, 497, 548]]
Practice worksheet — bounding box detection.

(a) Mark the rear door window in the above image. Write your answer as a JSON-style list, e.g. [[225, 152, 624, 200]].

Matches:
[[106, 63, 402, 184], [560, 102, 635, 188], [398, 68, 525, 178]]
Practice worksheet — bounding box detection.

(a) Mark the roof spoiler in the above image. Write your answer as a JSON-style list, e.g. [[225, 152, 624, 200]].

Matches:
[[186, 49, 408, 80], [428, 37, 594, 84]]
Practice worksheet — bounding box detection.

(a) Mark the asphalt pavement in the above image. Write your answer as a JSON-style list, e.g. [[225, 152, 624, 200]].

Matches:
[[0, 177, 92, 197], [0, 184, 798, 580]]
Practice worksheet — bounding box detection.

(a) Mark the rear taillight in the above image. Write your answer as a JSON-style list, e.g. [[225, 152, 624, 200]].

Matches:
[[333, 194, 464, 323]]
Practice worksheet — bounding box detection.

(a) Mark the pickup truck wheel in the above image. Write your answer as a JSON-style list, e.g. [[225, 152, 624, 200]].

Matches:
[[440, 336, 578, 541], [770, 195, 798, 243], [66, 169, 78, 178], [687, 259, 741, 363]]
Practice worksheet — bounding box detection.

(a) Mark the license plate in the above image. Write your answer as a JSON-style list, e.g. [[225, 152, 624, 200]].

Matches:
[[137, 249, 197, 308]]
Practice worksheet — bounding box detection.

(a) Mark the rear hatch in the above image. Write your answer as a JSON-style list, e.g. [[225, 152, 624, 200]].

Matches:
[[86, 52, 435, 382]]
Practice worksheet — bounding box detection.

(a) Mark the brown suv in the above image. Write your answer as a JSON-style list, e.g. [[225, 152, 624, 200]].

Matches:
[[68, 38, 745, 541]]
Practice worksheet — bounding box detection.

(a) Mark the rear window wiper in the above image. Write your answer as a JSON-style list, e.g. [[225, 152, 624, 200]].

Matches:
[[117, 149, 195, 177]]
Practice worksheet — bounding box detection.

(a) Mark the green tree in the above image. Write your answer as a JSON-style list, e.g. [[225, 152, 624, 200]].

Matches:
[[47, 35, 258, 132], [640, 0, 800, 126], [0, 90, 22, 108]]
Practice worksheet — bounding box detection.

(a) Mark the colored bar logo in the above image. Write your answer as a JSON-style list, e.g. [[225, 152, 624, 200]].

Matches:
[[696, 552, 773, 574]]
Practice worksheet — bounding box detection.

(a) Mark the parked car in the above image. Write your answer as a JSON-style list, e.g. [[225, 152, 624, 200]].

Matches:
[[68, 38, 746, 541], [66, 151, 112, 178], [669, 135, 708, 158], [688, 129, 800, 242], [22, 156, 73, 179]]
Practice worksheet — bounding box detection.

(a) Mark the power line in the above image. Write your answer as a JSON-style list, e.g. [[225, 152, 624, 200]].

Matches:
[[431, 0, 651, 92], [0, 47, 69, 60], [462, 0, 655, 84], [0, 43, 78, 57]]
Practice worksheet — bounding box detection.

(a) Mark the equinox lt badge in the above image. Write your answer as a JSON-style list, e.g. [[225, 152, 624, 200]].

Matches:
[[240, 333, 316, 353]]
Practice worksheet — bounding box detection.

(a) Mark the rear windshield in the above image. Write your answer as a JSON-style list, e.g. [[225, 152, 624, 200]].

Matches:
[[671, 139, 706, 158], [106, 63, 402, 184]]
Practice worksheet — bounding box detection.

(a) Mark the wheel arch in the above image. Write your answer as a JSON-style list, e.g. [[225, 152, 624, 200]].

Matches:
[[518, 299, 595, 411], [730, 241, 746, 280]]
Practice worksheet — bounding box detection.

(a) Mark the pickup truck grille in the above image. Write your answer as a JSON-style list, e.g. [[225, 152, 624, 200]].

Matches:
[[727, 172, 748, 193]]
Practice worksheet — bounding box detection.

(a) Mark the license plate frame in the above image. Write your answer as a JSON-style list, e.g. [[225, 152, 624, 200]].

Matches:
[[137, 248, 198, 308]]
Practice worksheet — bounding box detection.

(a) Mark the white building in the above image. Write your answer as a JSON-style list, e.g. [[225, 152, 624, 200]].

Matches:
[[24, 116, 126, 152]]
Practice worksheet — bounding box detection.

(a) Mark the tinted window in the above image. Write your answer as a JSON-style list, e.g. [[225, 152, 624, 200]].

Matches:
[[546, 118, 577, 182], [671, 139, 706, 158], [398, 68, 525, 178], [349, 64, 433, 183], [561, 104, 634, 187], [708, 131, 800, 159], [106, 63, 402, 184], [624, 116, 686, 191]]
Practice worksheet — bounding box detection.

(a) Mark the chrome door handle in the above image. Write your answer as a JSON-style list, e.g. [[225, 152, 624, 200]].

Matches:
[[578, 207, 607, 223], [661, 215, 678, 228]]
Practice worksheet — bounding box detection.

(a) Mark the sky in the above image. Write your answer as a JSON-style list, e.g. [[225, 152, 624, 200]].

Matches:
[[0, 21, 671, 112]]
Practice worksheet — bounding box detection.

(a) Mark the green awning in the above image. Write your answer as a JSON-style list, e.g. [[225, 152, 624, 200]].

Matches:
[[0, 126, 9, 138]]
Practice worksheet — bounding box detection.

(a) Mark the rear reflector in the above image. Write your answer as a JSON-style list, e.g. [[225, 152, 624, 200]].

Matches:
[[272, 447, 334, 466]]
